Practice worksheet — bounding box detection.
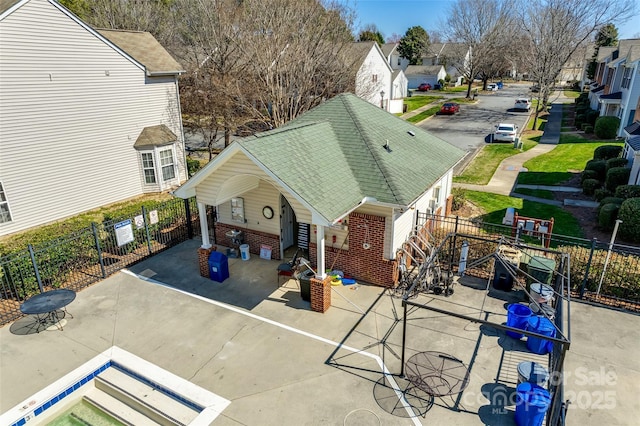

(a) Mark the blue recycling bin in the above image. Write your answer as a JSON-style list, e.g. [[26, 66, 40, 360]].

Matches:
[[515, 382, 551, 426], [526, 316, 556, 355], [506, 303, 532, 339], [208, 251, 229, 283]]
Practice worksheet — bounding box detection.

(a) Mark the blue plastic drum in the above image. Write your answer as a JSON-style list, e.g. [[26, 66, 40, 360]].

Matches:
[[515, 382, 551, 426], [506, 304, 533, 339], [526, 316, 556, 354]]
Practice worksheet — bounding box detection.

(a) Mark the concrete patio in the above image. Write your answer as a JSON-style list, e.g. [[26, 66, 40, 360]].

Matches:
[[1, 238, 638, 425]]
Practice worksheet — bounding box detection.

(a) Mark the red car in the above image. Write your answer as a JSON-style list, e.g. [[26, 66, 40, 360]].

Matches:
[[440, 102, 460, 114], [417, 83, 432, 91]]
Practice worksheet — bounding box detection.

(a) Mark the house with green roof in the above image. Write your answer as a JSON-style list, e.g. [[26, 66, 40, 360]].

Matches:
[[174, 93, 465, 286]]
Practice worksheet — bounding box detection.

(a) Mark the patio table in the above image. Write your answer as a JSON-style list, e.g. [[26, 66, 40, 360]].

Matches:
[[404, 351, 470, 397], [20, 289, 75, 333]]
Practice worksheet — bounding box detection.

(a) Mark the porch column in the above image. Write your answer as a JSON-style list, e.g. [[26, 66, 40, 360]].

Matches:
[[198, 202, 211, 249], [316, 225, 326, 279]]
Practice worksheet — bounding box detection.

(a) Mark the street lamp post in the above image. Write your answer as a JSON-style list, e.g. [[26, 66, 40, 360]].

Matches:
[[380, 90, 385, 110]]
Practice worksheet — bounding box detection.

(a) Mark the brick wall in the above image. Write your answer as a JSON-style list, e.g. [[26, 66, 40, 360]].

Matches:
[[197, 246, 215, 278], [215, 223, 281, 260], [309, 212, 396, 287], [310, 275, 331, 312]]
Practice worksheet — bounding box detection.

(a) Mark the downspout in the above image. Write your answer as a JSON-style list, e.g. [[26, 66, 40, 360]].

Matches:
[[174, 75, 188, 182]]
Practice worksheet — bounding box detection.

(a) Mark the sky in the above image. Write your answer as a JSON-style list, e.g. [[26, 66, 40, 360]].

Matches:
[[346, 0, 639, 42]]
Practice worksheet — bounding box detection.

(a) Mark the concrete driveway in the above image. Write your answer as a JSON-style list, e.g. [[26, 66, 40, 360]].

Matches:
[[1, 238, 638, 425]]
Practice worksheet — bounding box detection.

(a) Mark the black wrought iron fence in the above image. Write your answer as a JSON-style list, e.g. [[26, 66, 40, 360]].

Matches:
[[417, 213, 640, 312], [0, 197, 200, 326]]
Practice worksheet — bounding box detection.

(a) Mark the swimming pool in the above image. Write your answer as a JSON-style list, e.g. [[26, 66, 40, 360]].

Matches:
[[0, 346, 230, 425]]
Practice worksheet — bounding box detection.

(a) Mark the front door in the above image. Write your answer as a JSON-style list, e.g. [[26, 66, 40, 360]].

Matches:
[[280, 195, 295, 254]]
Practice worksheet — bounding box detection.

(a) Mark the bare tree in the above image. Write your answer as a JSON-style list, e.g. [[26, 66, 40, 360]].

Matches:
[[241, 0, 357, 127], [442, 0, 512, 98], [517, 0, 636, 128]]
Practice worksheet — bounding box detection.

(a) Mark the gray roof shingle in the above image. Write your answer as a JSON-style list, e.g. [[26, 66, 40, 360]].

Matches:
[[238, 93, 464, 221]]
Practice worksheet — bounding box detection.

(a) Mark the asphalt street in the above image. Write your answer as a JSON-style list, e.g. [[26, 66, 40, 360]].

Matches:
[[418, 82, 533, 153]]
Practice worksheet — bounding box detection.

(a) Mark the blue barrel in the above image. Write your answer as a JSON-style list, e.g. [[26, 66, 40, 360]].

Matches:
[[515, 382, 551, 426], [506, 304, 532, 339], [526, 316, 556, 354], [208, 251, 229, 283]]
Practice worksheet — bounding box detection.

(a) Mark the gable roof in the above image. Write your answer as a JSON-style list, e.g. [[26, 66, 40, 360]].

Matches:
[[380, 43, 397, 57], [624, 122, 640, 136], [627, 136, 640, 151], [404, 65, 444, 76], [597, 46, 617, 61], [176, 93, 464, 223], [98, 29, 183, 76]]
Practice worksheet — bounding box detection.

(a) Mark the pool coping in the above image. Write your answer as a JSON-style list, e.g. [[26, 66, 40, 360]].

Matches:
[[0, 346, 231, 425]]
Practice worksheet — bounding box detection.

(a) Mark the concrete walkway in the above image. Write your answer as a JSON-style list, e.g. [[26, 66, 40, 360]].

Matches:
[[453, 92, 598, 207]]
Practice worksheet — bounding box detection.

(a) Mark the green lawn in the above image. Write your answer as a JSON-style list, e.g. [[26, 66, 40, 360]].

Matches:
[[563, 90, 581, 99], [461, 190, 584, 238], [404, 95, 442, 112], [517, 141, 624, 185], [453, 136, 539, 184], [407, 105, 441, 123]]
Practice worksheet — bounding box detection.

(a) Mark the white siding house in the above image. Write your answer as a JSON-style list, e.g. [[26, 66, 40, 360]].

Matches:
[[352, 42, 393, 110], [0, 0, 186, 236]]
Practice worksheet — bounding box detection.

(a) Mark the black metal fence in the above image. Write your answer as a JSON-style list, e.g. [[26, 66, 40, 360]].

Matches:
[[417, 212, 640, 312], [0, 197, 201, 326]]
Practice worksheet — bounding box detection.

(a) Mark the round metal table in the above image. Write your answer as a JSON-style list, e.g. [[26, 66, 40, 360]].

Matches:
[[404, 351, 470, 397], [20, 289, 76, 332]]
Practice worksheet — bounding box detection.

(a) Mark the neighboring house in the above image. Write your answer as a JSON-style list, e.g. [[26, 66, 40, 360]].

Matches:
[[351, 41, 393, 110], [405, 65, 447, 90], [0, 0, 186, 236], [174, 93, 465, 287], [623, 118, 640, 185], [381, 42, 410, 71], [588, 39, 640, 137], [557, 43, 594, 89]]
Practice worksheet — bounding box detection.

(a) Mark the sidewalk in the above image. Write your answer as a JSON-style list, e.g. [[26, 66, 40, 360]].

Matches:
[[454, 94, 596, 207]]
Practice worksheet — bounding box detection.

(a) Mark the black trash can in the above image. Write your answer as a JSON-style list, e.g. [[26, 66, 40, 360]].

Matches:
[[298, 269, 314, 302], [208, 251, 229, 283], [493, 261, 514, 291]]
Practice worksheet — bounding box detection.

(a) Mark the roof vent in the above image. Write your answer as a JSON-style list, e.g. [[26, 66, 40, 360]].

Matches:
[[407, 130, 415, 136], [383, 140, 391, 152]]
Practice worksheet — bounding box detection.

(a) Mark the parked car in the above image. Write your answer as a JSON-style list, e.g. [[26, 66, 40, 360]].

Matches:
[[493, 123, 518, 142], [487, 83, 498, 91], [417, 83, 432, 91], [514, 98, 531, 111], [530, 85, 540, 93], [440, 102, 460, 115]]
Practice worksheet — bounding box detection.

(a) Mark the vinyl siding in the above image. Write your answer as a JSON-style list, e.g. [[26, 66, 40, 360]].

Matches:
[[0, 0, 185, 236], [195, 150, 313, 234]]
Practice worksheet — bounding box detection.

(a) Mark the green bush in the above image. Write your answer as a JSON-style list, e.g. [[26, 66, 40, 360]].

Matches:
[[585, 159, 607, 181], [575, 114, 585, 128], [605, 167, 631, 192], [187, 158, 201, 177], [586, 109, 599, 125], [615, 185, 640, 199], [576, 93, 589, 104], [594, 116, 621, 139], [582, 178, 601, 196], [618, 198, 640, 242], [584, 125, 594, 134], [581, 169, 599, 183], [593, 145, 623, 160], [451, 187, 467, 211], [597, 197, 623, 214], [594, 188, 613, 202], [606, 157, 628, 171], [581, 123, 590, 131], [598, 203, 619, 231]]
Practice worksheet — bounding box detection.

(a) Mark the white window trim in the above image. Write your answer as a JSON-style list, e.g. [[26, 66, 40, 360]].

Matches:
[[0, 181, 13, 224], [139, 144, 179, 190]]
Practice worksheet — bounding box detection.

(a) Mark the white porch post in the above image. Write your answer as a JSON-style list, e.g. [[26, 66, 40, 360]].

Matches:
[[198, 202, 211, 249], [316, 225, 326, 278]]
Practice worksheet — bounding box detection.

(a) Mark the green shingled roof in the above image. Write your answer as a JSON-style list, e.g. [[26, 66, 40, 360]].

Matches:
[[238, 93, 465, 222]]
